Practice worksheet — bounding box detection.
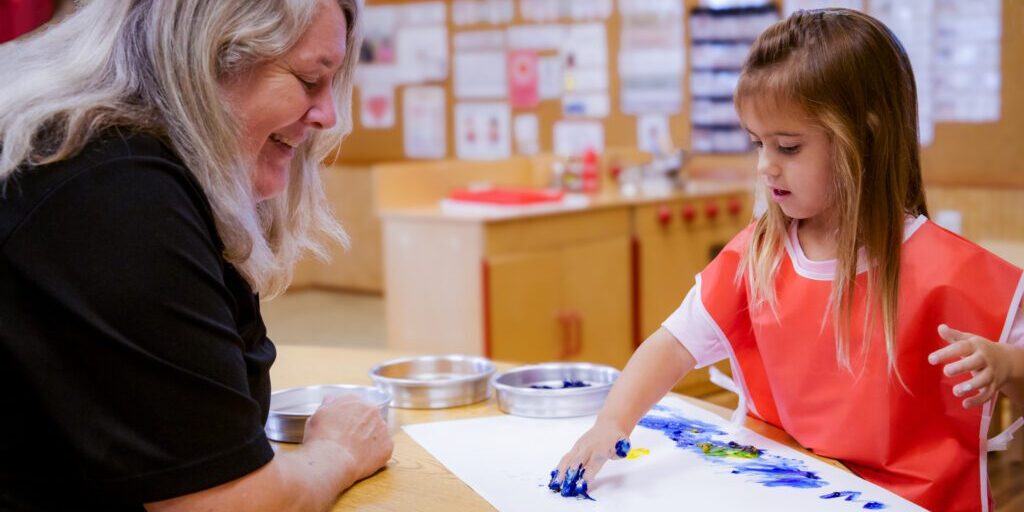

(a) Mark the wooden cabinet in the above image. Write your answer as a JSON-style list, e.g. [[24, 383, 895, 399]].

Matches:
[[633, 192, 751, 397]]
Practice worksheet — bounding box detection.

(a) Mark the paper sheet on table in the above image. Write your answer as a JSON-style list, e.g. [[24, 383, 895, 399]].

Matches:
[[404, 395, 925, 512]]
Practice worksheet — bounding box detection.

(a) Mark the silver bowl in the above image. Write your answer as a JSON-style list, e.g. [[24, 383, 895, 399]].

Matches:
[[491, 363, 620, 418], [266, 384, 391, 443], [370, 355, 495, 409]]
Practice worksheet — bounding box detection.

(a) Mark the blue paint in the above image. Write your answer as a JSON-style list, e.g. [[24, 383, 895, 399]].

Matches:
[[820, 490, 887, 509], [550, 464, 595, 501], [637, 406, 828, 490], [615, 438, 631, 459], [530, 379, 591, 389]]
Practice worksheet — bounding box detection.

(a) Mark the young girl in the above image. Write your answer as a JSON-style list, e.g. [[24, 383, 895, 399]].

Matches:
[[551, 9, 1024, 511]]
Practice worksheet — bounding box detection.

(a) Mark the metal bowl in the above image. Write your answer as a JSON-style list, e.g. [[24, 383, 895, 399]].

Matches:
[[370, 355, 495, 409], [491, 363, 620, 418], [266, 384, 391, 443]]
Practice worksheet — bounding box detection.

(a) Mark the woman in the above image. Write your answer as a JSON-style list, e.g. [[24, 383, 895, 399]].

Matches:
[[0, 0, 392, 510]]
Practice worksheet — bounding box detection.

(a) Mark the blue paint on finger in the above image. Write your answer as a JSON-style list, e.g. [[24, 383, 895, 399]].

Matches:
[[614, 438, 631, 459], [547, 469, 561, 491]]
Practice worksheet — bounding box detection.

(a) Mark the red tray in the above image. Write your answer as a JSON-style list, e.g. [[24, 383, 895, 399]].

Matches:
[[447, 187, 565, 205]]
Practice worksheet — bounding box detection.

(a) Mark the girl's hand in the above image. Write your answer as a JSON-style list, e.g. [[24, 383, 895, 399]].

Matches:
[[549, 419, 629, 497], [929, 324, 1014, 408]]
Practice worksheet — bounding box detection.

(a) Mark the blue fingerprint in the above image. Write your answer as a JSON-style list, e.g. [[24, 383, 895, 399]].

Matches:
[[637, 407, 827, 490], [615, 438, 631, 459], [821, 490, 887, 509]]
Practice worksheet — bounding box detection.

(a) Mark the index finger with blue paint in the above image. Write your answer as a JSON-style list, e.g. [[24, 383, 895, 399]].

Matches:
[[614, 438, 631, 459]]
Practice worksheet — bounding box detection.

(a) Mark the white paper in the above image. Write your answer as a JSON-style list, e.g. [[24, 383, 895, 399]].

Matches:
[[619, 4, 685, 114], [514, 113, 540, 155], [932, 0, 1002, 122], [405, 395, 924, 512], [403, 86, 447, 159], [396, 25, 449, 83], [637, 115, 671, 154], [569, 0, 612, 20], [455, 52, 508, 99], [453, 0, 515, 25], [783, 0, 863, 15], [453, 30, 507, 52], [519, 0, 562, 22], [619, 0, 683, 17], [455, 102, 511, 160], [538, 56, 564, 100], [869, 0, 935, 144], [553, 120, 604, 157], [507, 24, 568, 51], [563, 93, 610, 118], [358, 84, 395, 129], [398, 1, 447, 25], [562, 23, 608, 69]]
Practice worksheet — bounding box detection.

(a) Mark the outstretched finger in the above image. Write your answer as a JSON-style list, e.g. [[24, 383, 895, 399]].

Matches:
[[938, 324, 972, 343]]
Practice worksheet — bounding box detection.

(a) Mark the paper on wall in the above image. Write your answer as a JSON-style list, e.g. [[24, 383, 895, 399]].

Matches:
[[569, 0, 612, 20], [519, 0, 561, 22], [404, 395, 924, 512], [514, 113, 540, 155], [453, 29, 506, 52], [869, 0, 935, 145], [455, 102, 512, 160], [403, 86, 447, 159], [398, 1, 447, 25], [782, 0, 863, 15], [508, 50, 540, 108], [618, 0, 685, 114], [562, 93, 610, 118], [932, 0, 1002, 122], [553, 120, 604, 157], [455, 52, 508, 99], [453, 0, 515, 25], [538, 56, 564, 100], [396, 25, 449, 83], [360, 6, 398, 66], [507, 24, 568, 51], [637, 115, 671, 154], [358, 84, 395, 129], [562, 23, 608, 69]]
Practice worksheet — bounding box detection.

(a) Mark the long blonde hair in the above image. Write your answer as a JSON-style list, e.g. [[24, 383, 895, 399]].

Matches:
[[0, 0, 363, 298], [735, 9, 927, 373]]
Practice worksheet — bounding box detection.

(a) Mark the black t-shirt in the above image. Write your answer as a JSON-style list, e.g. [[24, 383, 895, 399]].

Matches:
[[0, 131, 276, 509]]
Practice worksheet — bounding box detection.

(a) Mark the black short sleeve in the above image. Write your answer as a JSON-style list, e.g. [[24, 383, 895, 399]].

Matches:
[[0, 134, 276, 509]]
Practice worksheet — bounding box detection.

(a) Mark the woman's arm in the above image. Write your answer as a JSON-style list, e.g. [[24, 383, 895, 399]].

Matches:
[[146, 395, 393, 512]]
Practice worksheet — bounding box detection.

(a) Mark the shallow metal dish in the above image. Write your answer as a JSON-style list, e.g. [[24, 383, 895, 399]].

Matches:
[[266, 384, 391, 443], [370, 355, 495, 409], [491, 363, 620, 418]]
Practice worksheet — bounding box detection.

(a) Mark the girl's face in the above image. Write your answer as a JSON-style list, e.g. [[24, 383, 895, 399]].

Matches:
[[739, 100, 835, 229], [223, 0, 346, 201]]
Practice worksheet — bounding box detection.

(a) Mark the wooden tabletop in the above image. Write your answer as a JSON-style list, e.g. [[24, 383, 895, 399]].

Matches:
[[270, 345, 844, 511]]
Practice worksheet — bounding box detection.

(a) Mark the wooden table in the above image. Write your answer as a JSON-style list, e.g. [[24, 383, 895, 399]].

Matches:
[[270, 345, 845, 511]]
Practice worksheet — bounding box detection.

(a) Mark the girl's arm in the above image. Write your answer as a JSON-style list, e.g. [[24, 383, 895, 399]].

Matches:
[[930, 324, 1024, 408], [550, 328, 697, 491]]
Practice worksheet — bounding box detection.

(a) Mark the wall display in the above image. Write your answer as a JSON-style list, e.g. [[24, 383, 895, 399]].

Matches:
[[563, 93, 610, 118], [396, 25, 449, 83], [506, 24, 568, 51], [637, 115, 672, 154], [782, 0, 863, 14], [403, 86, 447, 159], [405, 396, 923, 511], [455, 102, 512, 160], [538, 56, 565, 100], [514, 113, 540, 155], [932, 0, 1001, 122], [453, 29, 506, 51], [455, 51, 509, 99], [398, 1, 447, 25], [519, 0, 612, 22], [453, 0, 515, 25], [561, 23, 609, 117], [554, 120, 605, 157], [508, 50, 540, 108], [359, 84, 395, 129], [870, 0, 935, 145], [618, 0, 685, 114]]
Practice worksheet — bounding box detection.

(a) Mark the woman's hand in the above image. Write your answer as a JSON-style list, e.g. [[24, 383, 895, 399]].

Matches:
[[929, 324, 1021, 408], [550, 419, 629, 498], [304, 394, 394, 484]]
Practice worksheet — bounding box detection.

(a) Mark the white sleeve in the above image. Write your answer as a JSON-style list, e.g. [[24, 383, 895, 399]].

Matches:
[[1007, 302, 1024, 347], [660, 279, 730, 369]]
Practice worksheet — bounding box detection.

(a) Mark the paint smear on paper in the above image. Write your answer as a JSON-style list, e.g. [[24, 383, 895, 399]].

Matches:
[[626, 447, 650, 459]]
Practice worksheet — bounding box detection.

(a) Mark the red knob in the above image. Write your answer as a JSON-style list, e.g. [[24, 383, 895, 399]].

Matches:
[[609, 164, 622, 180], [681, 205, 697, 223], [657, 206, 673, 226], [727, 198, 742, 216], [705, 202, 719, 219]]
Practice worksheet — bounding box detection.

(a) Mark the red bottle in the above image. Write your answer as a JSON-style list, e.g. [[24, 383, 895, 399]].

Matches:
[[580, 148, 600, 194]]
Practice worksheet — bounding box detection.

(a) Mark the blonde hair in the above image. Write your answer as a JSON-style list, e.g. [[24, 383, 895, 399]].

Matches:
[[734, 9, 927, 373], [0, 0, 363, 298]]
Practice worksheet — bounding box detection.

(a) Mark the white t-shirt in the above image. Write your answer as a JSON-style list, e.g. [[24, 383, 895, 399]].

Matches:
[[662, 215, 1024, 368]]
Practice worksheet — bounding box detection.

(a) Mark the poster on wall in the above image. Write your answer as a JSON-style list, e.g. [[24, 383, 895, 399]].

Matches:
[[618, 0, 685, 114], [869, 0, 935, 145], [932, 0, 1001, 122], [561, 23, 609, 117], [396, 25, 449, 83], [453, 0, 515, 26], [782, 0, 863, 14], [403, 86, 447, 159], [508, 50, 540, 108], [455, 102, 512, 160], [455, 51, 509, 99], [637, 115, 671, 155], [538, 56, 564, 100], [359, 84, 395, 129], [514, 113, 540, 155], [553, 120, 604, 157]]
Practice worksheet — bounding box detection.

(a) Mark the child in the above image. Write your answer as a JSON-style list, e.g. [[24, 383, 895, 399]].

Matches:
[[551, 9, 1024, 511]]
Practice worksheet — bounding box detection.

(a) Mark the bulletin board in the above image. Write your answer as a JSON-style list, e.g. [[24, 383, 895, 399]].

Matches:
[[337, 0, 1023, 187]]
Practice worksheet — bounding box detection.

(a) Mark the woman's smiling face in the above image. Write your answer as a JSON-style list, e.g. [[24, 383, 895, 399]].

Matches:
[[223, 0, 347, 201]]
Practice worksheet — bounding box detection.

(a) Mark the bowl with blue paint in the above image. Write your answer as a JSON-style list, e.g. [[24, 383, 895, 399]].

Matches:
[[491, 363, 620, 418], [370, 354, 496, 409], [266, 384, 391, 443]]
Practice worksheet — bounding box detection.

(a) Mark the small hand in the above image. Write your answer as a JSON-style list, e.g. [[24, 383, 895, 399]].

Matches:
[[929, 324, 1012, 408], [548, 420, 629, 499]]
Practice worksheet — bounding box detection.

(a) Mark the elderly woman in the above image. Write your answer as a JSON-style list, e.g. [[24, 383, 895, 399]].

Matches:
[[0, 0, 391, 510]]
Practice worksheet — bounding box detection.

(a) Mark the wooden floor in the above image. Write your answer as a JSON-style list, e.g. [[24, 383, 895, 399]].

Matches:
[[265, 289, 1024, 511]]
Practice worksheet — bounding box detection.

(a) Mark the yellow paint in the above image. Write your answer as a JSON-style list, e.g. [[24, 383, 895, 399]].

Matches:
[[626, 447, 650, 459]]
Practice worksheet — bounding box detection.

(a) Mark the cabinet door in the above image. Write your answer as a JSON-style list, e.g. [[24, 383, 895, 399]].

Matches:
[[562, 236, 634, 368], [487, 251, 563, 363]]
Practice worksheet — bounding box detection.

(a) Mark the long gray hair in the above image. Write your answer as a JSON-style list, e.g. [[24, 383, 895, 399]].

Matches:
[[0, 0, 362, 297]]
